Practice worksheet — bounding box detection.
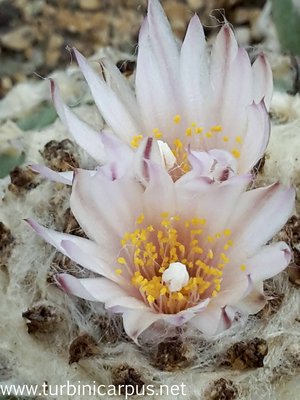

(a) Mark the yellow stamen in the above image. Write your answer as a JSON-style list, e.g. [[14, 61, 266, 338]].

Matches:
[[231, 149, 241, 158], [173, 114, 181, 124], [131, 135, 143, 149]]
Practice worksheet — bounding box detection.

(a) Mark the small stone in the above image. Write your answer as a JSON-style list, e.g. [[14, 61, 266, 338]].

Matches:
[[78, 0, 100, 11], [204, 378, 239, 400], [0, 25, 37, 51], [69, 333, 99, 364], [22, 304, 62, 334], [8, 166, 39, 195], [187, 0, 204, 9], [224, 338, 268, 370], [152, 337, 191, 371], [41, 139, 79, 172], [112, 364, 144, 395]]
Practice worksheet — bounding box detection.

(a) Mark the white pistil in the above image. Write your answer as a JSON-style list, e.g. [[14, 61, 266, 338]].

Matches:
[[162, 262, 189, 292]]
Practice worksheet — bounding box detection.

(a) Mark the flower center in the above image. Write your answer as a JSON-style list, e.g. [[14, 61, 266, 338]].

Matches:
[[130, 115, 243, 175], [117, 213, 240, 314]]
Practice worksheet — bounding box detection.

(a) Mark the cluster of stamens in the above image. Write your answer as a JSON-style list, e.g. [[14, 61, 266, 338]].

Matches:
[[130, 114, 243, 174], [117, 213, 245, 314]]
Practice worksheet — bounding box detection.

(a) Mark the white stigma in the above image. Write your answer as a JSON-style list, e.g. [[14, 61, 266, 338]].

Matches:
[[157, 140, 176, 169], [162, 262, 189, 292]]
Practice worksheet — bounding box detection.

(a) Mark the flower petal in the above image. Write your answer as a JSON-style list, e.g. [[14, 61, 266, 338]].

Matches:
[[231, 183, 295, 255], [100, 58, 141, 124], [147, 0, 180, 88], [238, 101, 270, 173], [26, 219, 117, 280], [71, 169, 143, 244], [56, 273, 127, 301], [176, 173, 252, 234], [252, 53, 273, 111], [246, 241, 291, 281], [233, 281, 266, 314], [50, 80, 106, 163], [189, 305, 232, 336], [29, 164, 73, 185], [122, 308, 162, 344], [135, 19, 179, 135], [74, 48, 141, 142], [143, 163, 176, 220], [180, 15, 210, 122]]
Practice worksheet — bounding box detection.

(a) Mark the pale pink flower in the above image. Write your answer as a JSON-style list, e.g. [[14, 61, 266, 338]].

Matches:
[[27, 166, 294, 343], [32, 0, 272, 184]]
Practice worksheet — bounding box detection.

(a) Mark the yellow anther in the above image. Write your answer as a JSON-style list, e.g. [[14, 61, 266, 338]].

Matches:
[[185, 127, 192, 136], [220, 253, 230, 263], [207, 236, 214, 243], [231, 149, 241, 158], [212, 290, 218, 297], [160, 287, 168, 295], [115, 269, 122, 275], [205, 131, 213, 138], [147, 295, 155, 303], [153, 128, 162, 139], [173, 114, 181, 124], [117, 257, 126, 265], [161, 212, 169, 218], [174, 138, 183, 149], [207, 249, 214, 259], [223, 244, 230, 251], [131, 134, 143, 149], [223, 229, 232, 236], [136, 214, 144, 224], [240, 264, 247, 272], [195, 127, 203, 134], [211, 125, 222, 132], [223, 136, 229, 142], [177, 292, 184, 301], [235, 136, 242, 144]]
